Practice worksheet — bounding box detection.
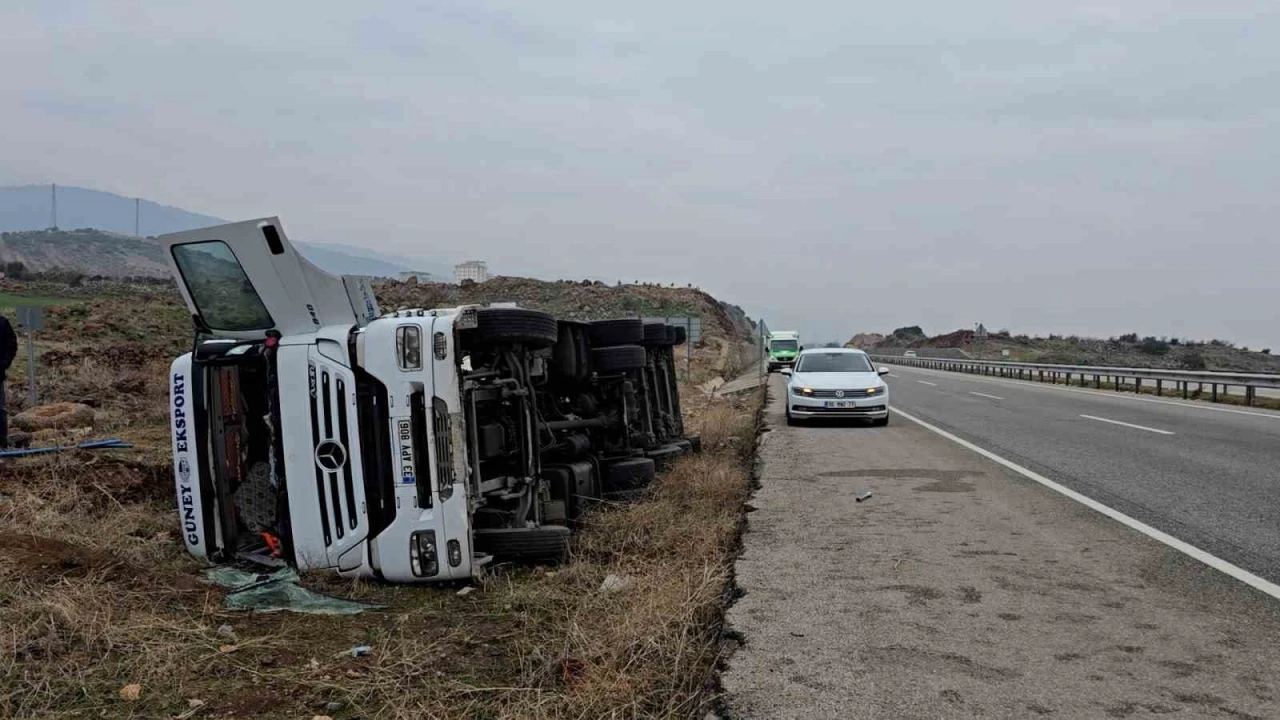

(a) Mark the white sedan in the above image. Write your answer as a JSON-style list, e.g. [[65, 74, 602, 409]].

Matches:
[[781, 348, 891, 426]]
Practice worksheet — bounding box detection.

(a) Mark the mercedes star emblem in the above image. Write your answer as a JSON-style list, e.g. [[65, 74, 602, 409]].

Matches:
[[314, 439, 348, 472]]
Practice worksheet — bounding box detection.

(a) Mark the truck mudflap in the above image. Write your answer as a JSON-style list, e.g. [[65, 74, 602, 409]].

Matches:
[[170, 353, 209, 559]]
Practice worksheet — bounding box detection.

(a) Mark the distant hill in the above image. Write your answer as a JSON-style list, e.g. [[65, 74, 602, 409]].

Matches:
[[0, 185, 456, 279], [850, 326, 1280, 374], [0, 185, 224, 236]]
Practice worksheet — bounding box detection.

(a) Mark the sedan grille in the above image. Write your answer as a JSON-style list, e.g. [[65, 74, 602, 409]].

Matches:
[[809, 388, 878, 399], [793, 404, 886, 413]]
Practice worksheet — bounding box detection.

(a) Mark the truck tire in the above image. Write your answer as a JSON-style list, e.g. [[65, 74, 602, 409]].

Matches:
[[464, 308, 559, 348], [588, 319, 644, 347], [672, 326, 687, 345], [573, 326, 591, 381], [591, 345, 647, 373], [552, 325, 578, 379], [552, 323, 590, 381], [602, 457, 656, 496], [683, 435, 701, 453], [641, 322, 668, 346], [473, 525, 571, 564], [663, 326, 680, 346]]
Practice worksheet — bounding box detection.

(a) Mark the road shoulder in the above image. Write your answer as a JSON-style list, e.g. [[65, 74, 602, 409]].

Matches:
[[720, 377, 1280, 719]]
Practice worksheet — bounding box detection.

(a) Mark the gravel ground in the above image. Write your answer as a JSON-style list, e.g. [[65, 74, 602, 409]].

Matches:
[[720, 376, 1280, 719]]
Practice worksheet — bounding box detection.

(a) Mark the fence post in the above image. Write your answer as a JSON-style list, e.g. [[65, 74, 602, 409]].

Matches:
[[1246, 386, 1255, 406], [1212, 384, 1218, 402], [26, 327, 37, 406], [685, 317, 692, 380]]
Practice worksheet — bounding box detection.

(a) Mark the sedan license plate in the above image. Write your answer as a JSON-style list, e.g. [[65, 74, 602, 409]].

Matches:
[[825, 400, 856, 408]]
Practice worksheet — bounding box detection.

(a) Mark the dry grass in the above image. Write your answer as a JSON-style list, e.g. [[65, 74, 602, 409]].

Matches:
[[1, 358, 763, 720]]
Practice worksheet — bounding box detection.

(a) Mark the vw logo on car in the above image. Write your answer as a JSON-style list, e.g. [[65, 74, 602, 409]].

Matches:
[[834, 390, 845, 398], [314, 439, 348, 472]]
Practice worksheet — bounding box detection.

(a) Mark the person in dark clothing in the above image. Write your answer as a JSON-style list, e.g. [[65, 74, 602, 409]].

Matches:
[[0, 314, 17, 448]]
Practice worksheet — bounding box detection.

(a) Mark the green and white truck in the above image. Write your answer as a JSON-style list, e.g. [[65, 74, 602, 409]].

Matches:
[[767, 330, 801, 372]]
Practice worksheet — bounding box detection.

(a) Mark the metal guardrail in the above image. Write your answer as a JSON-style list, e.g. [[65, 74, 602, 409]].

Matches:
[[870, 355, 1280, 406]]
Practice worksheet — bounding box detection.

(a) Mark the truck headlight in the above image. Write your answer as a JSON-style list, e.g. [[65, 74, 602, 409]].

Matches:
[[410, 530, 439, 576], [447, 539, 462, 567], [397, 325, 422, 370]]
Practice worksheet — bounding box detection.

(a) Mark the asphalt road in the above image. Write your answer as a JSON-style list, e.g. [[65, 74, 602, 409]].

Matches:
[[721, 375, 1280, 719], [884, 362, 1280, 585]]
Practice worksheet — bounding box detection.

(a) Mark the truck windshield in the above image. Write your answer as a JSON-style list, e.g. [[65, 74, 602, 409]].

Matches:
[[171, 241, 275, 332], [795, 353, 873, 373], [771, 340, 799, 352]]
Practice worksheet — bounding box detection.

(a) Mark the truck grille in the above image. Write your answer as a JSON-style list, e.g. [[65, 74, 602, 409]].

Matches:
[[309, 363, 356, 546], [432, 397, 455, 493]]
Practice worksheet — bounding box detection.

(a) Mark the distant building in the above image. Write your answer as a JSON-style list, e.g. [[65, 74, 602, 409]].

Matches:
[[398, 270, 434, 283], [454, 260, 489, 285]]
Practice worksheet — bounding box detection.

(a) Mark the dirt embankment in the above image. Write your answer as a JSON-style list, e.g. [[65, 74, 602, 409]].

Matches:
[[1, 275, 765, 719]]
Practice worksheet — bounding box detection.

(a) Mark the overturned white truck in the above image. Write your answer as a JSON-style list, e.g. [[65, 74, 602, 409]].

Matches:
[[162, 218, 696, 584]]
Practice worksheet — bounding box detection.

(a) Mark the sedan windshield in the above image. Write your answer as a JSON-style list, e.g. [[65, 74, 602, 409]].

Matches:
[[795, 353, 873, 373]]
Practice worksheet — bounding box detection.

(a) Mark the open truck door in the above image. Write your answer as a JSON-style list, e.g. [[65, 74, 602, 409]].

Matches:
[[159, 217, 380, 340]]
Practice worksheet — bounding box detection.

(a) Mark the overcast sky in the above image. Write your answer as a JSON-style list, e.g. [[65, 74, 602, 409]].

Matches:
[[3, 2, 1279, 347]]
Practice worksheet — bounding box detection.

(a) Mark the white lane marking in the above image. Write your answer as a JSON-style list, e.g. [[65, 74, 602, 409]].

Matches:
[[1080, 414, 1174, 436], [894, 408, 1280, 602], [968, 391, 1004, 401], [917, 380, 938, 386], [890, 365, 1280, 421]]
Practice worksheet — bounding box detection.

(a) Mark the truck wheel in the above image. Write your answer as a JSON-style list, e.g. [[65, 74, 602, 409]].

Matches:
[[672, 326, 687, 345], [641, 322, 668, 346], [473, 525, 571, 564], [663, 326, 680, 346], [683, 435, 701, 453], [552, 324, 579, 379], [464, 308, 559, 348], [588, 318, 645, 347], [591, 345, 647, 373], [603, 457, 656, 496]]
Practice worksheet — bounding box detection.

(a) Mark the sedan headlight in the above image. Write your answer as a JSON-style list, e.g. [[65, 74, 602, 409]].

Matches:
[[792, 386, 813, 395], [866, 387, 880, 394]]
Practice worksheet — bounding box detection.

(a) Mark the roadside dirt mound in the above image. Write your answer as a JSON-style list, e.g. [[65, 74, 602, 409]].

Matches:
[[12, 403, 95, 432], [41, 342, 155, 369], [374, 276, 755, 343]]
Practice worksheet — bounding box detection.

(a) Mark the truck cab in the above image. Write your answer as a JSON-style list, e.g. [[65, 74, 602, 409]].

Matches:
[[162, 218, 568, 583], [767, 331, 801, 372]]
